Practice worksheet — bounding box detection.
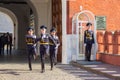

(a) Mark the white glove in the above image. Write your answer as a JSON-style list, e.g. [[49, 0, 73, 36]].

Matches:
[[92, 43, 95, 46], [84, 44, 86, 46], [55, 45, 58, 49]]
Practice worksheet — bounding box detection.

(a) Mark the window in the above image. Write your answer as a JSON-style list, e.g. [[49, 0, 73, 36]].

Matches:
[[96, 16, 106, 30]]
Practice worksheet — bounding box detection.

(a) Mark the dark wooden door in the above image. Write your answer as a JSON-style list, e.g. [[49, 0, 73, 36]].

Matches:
[[52, 0, 62, 62]]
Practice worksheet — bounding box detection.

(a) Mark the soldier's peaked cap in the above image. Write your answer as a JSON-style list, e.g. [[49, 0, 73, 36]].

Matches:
[[86, 22, 92, 27], [27, 27, 34, 31], [50, 27, 57, 32], [40, 25, 47, 29]]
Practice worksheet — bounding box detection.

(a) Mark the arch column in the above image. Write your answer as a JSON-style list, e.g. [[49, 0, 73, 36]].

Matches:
[[61, 0, 67, 64]]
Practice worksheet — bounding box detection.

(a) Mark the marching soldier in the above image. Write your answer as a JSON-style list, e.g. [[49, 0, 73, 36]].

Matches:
[[37, 25, 49, 73], [84, 22, 94, 61], [25, 27, 37, 71], [49, 27, 60, 70]]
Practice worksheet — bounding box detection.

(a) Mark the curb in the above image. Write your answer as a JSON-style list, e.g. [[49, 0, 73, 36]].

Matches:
[[70, 61, 120, 80]]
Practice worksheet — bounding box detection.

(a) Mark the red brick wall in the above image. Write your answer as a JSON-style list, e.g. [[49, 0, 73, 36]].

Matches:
[[97, 31, 117, 54], [67, 0, 120, 34], [97, 31, 120, 66], [97, 53, 120, 66], [67, 0, 120, 66]]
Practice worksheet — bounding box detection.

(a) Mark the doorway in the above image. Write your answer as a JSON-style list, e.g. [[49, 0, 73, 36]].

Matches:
[[72, 10, 97, 61]]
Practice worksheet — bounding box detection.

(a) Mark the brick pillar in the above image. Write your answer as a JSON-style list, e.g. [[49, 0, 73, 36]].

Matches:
[[113, 31, 118, 54], [104, 31, 108, 53], [115, 31, 120, 54], [97, 31, 105, 53], [105, 31, 113, 54]]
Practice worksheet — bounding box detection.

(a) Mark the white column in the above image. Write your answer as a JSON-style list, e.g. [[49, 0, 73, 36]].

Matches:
[[93, 20, 98, 60], [62, 0, 67, 64]]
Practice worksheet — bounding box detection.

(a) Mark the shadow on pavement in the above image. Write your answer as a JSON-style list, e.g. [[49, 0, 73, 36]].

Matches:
[[56, 64, 112, 80]]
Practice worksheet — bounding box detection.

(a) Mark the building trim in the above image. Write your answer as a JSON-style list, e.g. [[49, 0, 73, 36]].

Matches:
[[62, 0, 67, 64]]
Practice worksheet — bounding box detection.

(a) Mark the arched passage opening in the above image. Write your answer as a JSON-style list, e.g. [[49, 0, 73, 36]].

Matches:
[[0, 12, 13, 33], [72, 10, 98, 61], [0, 0, 39, 51], [0, 7, 18, 52], [0, 0, 64, 63]]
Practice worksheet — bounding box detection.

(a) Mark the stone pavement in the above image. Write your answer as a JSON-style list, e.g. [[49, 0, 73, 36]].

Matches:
[[0, 63, 79, 80], [71, 60, 120, 80], [0, 52, 113, 80], [0, 63, 112, 80]]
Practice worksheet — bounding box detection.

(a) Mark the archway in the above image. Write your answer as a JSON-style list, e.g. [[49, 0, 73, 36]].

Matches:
[[0, 7, 18, 50], [0, 12, 14, 33], [0, 0, 39, 51], [72, 10, 98, 61], [0, 0, 64, 62]]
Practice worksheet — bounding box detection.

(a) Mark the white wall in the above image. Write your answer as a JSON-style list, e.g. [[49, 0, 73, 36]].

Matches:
[[31, 0, 52, 35], [66, 35, 77, 63]]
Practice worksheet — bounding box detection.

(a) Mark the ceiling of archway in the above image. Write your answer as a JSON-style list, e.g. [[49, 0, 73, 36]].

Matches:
[[0, 0, 26, 4]]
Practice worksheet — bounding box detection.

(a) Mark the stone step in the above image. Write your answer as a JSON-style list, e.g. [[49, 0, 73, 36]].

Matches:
[[70, 60, 120, 80], [56, 64, 112, 80]]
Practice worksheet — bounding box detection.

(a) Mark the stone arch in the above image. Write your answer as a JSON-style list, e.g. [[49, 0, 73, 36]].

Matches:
[[0, 12, 14, 33], [0, 7, 18, 49], [72, 10, 98, 60], [77, 10, 97, 60], [25, 0, 39, 35]]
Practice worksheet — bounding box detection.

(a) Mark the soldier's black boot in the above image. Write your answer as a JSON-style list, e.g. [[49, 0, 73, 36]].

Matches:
[[41, 69, 45, 73], [29, 68, 32, 71], [29, 64, 32, 71], [29, 61, 32, 71], [50, 56, 53, 70], [41, 63, 45, 73], [88, 52, 91, 61], [29, 65, 32, 71]]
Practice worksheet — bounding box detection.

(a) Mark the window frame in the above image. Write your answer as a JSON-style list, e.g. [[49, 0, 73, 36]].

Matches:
[[95, 16, 106, 30]]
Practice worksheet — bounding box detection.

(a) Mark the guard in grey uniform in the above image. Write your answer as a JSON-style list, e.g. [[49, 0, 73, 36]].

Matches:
[[37, 25, 49, 73], [25, 27, 37, 71], [84, 23, 94, 61], [49, 27, 60, 70]]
